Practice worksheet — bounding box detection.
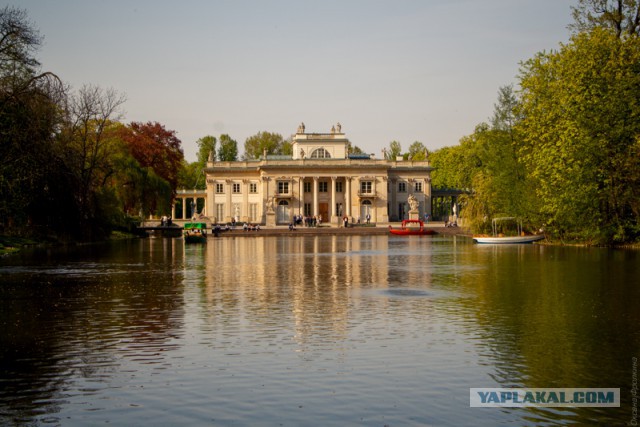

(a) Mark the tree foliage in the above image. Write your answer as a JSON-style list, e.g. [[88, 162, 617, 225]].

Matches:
[[119, 121, 184, 197], [243, 131, 285, 160], [407, 141, 428, 161], [517, 28, 640, 243], [569, 0, 640, 37], [0, 7, 185, 239], [218, 134, 238, 161], [384, 140, 402, 160], [434, 28, 640, 244], [196, 135, 216, 164]]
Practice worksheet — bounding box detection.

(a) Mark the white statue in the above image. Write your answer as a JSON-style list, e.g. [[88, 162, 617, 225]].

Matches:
[[408, 193, 419, 212]]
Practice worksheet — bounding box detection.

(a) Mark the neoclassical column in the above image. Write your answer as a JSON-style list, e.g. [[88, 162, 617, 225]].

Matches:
[[313, 176, 319, 216], [390, 178, 397, 219], [225, 179, 232, 221], [345, 177, 352, 217], [330, 176, 337, 224], [261, 175, 270, 220], [298, 177, 304, 215], [243, 179, 249, 221], [181, 197, 186, 219]]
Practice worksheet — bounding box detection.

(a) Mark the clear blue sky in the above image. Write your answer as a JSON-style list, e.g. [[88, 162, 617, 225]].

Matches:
[[14, 0, 574, 161]]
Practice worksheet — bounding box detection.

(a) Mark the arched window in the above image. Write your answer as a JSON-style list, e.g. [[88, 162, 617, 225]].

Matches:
[[277, 200, 290, 223], [310, 148, 331, 159]]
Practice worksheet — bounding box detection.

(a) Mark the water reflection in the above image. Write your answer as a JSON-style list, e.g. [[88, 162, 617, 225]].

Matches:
[[0, 236, 638, 426], [0, 240, 187, 425]]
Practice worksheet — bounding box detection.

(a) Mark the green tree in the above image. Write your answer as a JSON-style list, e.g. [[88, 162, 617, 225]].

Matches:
[[243, 131, 284, 160], [60, 85, 127, 231], [407, 141, 428, 160], [429, 144, 472, 190], [218, 133, 238, 161], [346, 142, 365, 155], [517, 28, 640, 243], [385, 140, 402, 160], [178, 160, 204, 190], [431, 85, 533, 234], [196, 135, 216, 164]]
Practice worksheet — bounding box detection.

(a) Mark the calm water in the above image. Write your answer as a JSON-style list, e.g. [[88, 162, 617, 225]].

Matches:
[[0, 235, 638, 426]]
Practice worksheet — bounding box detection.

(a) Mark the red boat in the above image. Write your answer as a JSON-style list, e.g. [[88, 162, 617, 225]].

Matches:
[[388, 219, 435, 236]]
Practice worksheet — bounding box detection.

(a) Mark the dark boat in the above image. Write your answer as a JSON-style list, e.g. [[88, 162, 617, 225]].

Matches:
[[183, 222, 207, 243]]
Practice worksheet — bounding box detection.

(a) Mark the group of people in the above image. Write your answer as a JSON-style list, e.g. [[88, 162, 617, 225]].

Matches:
[[243, 223, 261, 231], [291, 214, 322, 228]]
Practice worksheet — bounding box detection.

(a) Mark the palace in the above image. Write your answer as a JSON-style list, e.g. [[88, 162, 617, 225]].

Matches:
[[201, 123, 432, 226]]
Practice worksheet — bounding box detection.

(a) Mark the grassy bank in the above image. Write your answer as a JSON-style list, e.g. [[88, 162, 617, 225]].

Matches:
[[0, 235, 39, 256]]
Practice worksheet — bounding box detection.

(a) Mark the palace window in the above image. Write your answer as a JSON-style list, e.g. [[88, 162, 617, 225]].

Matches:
[[336, 181, 343, 193], [310, 148, 331, 159], [249, 203, 258, 221], [398, 182, 407, 193], [415, 182, 422, 192], [360, 181, 372, 194], [232, 183, 241, 193], [249, 183, 257, 193], [216, 183, 224, 194], [215, 203, 225, 221], [319, 182, 328, 192], [278, 181, 289, 194], [304, 203, 312, 216], [304, 182, 311, 193]]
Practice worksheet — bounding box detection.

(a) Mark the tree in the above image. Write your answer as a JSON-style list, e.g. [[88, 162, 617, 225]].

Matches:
[[517, 28, 640, 243], [570, 0, 640, 38], [407, 141, 428, 161], [429, 145, 470, 190], [346, 142, 364, 155], [178, 160, 204, 190], [0, 6, 68, 235], [60, 86, 126, 228], [385, 140, 402, 160], [196, 135, 216, 164], [243, 131, 284, 160], [218, 133, 238, 161], [431, 85, 533, 234], [120, 121, 184, 199], [0, 6, 42, 84]]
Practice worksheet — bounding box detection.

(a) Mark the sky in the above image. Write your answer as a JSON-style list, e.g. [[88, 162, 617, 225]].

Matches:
[[13, 0, 575, 162]]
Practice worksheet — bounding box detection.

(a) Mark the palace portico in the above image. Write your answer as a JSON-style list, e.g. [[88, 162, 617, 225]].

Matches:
[[202, 123, 432, 225]]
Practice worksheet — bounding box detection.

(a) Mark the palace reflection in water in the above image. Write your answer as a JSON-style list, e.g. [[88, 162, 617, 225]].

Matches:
[[0, 236, 638, 426]]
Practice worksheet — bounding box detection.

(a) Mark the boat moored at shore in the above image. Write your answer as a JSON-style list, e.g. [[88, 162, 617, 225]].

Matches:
[[472, 217, 544, 244], [389, 219, 435, 236], [183, 222, 207, 243]]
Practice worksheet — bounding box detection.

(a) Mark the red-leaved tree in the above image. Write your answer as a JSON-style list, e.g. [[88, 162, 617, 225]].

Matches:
[[120, 121, 184, 198]]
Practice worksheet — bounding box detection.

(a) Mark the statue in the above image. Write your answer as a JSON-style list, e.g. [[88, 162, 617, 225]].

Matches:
[[331, 125, 335, 134], [300, 148, 305, 159], [408, 193, 419, 212], [336, 122, 341, 133], [297, 122, 306, 133], [266, 196, 275, 213]]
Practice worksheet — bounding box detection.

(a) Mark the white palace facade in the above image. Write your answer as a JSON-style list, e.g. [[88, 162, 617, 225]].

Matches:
[[202, 123, 432, 225]]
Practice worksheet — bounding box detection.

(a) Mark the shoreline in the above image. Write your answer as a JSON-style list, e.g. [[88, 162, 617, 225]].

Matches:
[[202, 222, 469, 238]]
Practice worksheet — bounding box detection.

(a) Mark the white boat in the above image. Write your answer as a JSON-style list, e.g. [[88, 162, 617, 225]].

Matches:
[[472, 217, 545, 244], [473, 234, 545, 244]]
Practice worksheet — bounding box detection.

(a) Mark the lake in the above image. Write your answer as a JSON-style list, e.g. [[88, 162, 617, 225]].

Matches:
[[0, 235, 638, 426]]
